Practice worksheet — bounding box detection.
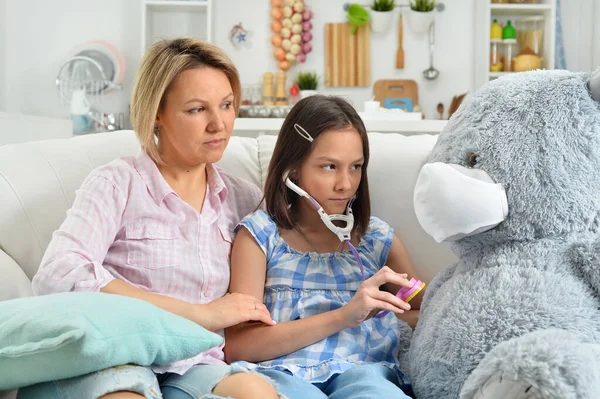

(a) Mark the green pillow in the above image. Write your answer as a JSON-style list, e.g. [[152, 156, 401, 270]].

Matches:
[[0, 292, 222, 390]]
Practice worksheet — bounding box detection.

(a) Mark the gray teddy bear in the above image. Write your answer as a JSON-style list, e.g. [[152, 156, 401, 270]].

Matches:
[[408, 69, 600, 399]]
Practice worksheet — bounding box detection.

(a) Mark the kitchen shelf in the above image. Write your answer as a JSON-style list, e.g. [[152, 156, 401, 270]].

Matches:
[[474, 0, 556, 89], [233, 117, 446, 135], [489, 72, 515, 78], [145, 1, 208, 12], [490, 4, 553, 15], [141, 0, 212, 55]]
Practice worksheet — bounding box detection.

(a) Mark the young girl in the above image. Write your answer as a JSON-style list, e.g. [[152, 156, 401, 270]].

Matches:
[[225, 95, 424, 398]]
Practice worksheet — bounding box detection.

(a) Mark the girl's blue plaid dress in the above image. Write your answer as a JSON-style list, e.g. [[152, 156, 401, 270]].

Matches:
[[234, 210, 413, 384]]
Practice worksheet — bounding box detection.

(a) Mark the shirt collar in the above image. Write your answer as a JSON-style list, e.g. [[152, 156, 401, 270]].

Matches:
[[134, 150, 228, 205], [207, 164, 228, 203]]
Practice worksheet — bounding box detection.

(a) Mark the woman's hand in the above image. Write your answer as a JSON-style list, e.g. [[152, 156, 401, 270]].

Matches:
[[340, 266, 413, 328], [181, 293, 276, 331]]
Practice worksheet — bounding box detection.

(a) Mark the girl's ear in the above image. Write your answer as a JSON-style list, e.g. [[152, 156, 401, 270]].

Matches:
[[289, 169, 298, 181]]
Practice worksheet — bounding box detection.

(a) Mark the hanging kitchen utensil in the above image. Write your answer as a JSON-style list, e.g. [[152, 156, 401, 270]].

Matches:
[[437, 102, 444, 119], [422, 22, 439, 80], [396, 14, 404, 69]]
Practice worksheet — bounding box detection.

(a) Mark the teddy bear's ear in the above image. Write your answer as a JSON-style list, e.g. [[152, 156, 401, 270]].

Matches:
[[589, 69, 600, 103]]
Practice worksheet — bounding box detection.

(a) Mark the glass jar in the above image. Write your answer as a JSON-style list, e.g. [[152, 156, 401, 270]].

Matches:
[[490, 40, 502, 72], [516, 16, 544, 56], [502, 39, 519, 72]]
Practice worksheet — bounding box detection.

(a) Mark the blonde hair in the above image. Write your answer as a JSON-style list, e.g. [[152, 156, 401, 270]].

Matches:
[[130, 38, 241, 164]]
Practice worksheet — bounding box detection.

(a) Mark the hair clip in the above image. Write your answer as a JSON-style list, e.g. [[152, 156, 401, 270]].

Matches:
[[294, 123, 314, 143]]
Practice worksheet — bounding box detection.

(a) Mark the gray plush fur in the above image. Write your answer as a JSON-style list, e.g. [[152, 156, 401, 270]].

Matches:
[[407, 69, 600, 398]]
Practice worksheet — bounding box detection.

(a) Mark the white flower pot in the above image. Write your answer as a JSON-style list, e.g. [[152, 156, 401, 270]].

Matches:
[[369, 9, 394, 34], [407, 8, 435, 34], [300, 90, 317, 99]]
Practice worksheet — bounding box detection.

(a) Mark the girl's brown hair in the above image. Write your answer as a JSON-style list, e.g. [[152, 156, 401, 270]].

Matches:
[[263, 95, 371, 238], [130, 38, 241, 165]]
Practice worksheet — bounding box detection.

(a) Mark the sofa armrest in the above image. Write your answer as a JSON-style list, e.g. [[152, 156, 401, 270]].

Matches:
[[0, 249, 32, 301], [0, 251, 26, 397]]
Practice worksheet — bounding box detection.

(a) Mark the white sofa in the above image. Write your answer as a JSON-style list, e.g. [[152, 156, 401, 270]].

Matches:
[[0, 130, 456, 398]]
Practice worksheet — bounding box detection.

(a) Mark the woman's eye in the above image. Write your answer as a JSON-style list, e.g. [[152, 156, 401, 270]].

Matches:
[[222, 102, 232, 109], [467, 153, 480, 167], [322, 164, 335, 171], [188, 107, 204, 114]]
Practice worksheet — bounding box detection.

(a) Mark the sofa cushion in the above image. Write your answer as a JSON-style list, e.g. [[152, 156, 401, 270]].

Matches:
[[367, 133, 456, 282], [217, 135, 262, 188], [0, 292, 222, 390], [0, 131, 140, 282]]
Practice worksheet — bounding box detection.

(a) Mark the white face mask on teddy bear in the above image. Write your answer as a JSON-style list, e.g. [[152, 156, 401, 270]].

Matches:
[[413, 162, 509, 243]]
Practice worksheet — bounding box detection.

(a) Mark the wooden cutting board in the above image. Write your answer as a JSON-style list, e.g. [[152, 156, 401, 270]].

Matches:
[[373, 79, 419, 110], [325, 23, 370, 87]]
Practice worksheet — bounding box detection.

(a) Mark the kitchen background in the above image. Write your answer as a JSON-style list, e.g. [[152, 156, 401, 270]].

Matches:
[[0, 0, 599, 126]]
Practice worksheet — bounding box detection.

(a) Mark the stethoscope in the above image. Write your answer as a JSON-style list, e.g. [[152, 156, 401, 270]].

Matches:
[[283, 171, 424, 319]]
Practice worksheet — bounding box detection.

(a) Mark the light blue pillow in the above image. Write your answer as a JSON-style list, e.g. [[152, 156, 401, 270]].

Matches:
[[0, 292, 222, 390]]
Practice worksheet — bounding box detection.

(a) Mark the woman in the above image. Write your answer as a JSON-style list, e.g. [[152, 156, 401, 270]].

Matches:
[[21, 38, 279, 399]]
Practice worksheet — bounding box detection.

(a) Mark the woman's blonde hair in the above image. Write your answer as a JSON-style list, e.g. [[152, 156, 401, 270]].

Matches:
[[130, 38, 241, 164]]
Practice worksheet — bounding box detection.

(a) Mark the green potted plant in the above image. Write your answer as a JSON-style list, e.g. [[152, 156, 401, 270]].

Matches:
[[407, 0, 436, 33], [370, 0, 395, 33], [294, 72, 319, 99]]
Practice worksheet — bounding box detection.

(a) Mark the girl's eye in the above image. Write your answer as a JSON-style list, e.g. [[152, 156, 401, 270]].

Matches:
[[322, 164, 335, 171], [188, 107, 204, 114], [351, 164, 363, 171]]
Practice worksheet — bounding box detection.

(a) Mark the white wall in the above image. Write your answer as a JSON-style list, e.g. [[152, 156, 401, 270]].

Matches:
[[4, 0, 140, 121], [1, 0, 598, 122], [0, 0, 6, 112], [595, 2, 600, 69], [560, 0, 598, 72], [0, 112, 72, 145]]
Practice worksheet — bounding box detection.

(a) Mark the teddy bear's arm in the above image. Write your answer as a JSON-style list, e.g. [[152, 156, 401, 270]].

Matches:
[[568, 239, 600, 300], [419, 262, 459, 315]]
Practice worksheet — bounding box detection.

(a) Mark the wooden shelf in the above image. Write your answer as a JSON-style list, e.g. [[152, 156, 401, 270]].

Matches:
[[234, 118, 446, 135]]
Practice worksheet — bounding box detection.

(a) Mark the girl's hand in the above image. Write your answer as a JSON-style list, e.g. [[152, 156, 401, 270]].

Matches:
[[340, 266, 413, 328], [181, 293, 276, 331]]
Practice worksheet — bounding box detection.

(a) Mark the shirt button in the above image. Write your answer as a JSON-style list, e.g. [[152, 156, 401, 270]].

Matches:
[[203, 292, 209, 297]]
